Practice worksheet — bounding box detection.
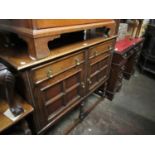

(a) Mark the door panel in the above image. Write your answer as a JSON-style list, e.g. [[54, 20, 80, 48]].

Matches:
[[32, 51, 85, 128]]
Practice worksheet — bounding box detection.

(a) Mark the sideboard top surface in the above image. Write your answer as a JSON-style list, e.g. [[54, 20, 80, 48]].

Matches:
[[0, 36, 117, 71]]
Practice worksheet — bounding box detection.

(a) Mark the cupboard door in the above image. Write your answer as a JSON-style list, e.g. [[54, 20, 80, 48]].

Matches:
[[31, 51, 86, 129], [35, 67, 85, 128]]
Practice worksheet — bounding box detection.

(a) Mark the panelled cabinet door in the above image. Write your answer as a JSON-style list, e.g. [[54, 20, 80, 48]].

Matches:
[[87, 41, 113, 93], [30, 50, 86, 129]]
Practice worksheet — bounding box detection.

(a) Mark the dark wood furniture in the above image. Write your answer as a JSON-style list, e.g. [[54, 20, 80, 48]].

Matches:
[[0, 19, 117, 134], [106, 37, 144, 100], [0, 95, 33, 134], [139, 24, 155, 75]]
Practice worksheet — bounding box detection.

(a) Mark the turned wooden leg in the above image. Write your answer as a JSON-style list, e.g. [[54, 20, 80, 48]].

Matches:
[[106, 91, 114, 101], [0, 64, 24, 116], [19, 119, 32, 135], [79, 102, 85, 120], [20, 35, 60, 60]]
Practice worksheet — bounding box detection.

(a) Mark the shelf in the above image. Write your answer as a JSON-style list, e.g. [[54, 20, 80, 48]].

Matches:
[[0, 36, 117, 71], [141, 52, 155, 62], [0, 95, 33, 133]]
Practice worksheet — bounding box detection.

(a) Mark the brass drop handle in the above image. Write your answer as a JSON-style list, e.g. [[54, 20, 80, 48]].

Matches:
[[47, 69, 53, 78], [81, 82, 85, 88], [87, 78, 92, 84], [75, 58, 80, 66], [108, 46, 112, 50]]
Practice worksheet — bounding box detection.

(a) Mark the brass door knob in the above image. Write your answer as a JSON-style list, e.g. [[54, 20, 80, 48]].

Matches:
[[47, 69, 53, 78], [81, 82, 85, 88], [87, 78, 92, 84], [75, 58, 80, 66], [108, 46, 112, 50]]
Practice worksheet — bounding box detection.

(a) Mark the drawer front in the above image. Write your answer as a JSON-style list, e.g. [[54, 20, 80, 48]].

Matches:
[[124, 49, 135, 58], [123, 53, 136, 76], [33, 61, 85, 126], [33, 19, 106, 29], [31, 51, 85, 84], [112, 53, 128, 66], [88, 52, 111, 91], [89, 40, 114, 59]]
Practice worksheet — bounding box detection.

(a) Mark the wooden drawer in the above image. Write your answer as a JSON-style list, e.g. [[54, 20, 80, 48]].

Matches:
[[88, 52, 111, 91], [31, 51, 85, 84], [89, 51, 110, 65], [33, 19, 107, 29], [112, 53, 127, 66], [89, 40, 113, 59]]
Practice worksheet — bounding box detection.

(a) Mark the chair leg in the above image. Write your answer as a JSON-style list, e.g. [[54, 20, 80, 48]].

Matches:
[[0, 64, 24, 116]]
